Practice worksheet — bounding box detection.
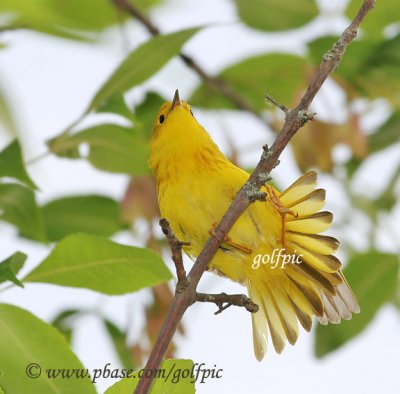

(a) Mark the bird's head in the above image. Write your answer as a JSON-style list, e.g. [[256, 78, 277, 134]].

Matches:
[[151, 89, 197, 140], [149, 90, 221, 175]]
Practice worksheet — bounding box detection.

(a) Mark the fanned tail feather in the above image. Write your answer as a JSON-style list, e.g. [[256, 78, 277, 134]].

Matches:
[[247, 171, 360, 359]]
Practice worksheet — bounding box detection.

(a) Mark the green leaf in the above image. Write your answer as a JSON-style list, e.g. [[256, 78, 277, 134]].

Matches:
[[0, 183, 46, 242], [356, 34, 400, 105], [43, 0, 120, 32], [46, 132, 81, 160], [24, 234, 172, 295], [48, 124, 150, 175], [43, 195, 125, 242], [393, 283, 400, 311], [0, 1, 89, 41], [134, 0, 164, 12], [308, 35, 375, 80], [0, 86, 18, 135], [373, 164, 400, 213], [51, 309, 84, 343], [104, 319, 134, 370], [0, 0, 121, 40], [96, 93, 136, 122], [308, 36, 337, 64], [309, 35, 400, 107], [346, 0, 400, 37], [0, 140, 37, 189], [315, 252, 400, 358], [89, 27, 200, 111], [134, 92, 165, 140], [368, 111, 400, 153], [308, 36, 375, 94], [234, 0, 318, 32], [309, 34, 400, 106], [0, 252, 26, 287], [105, 359, 195, 394], [191, 53, 308, 111], [0, 304, 97, 394], [345, 111, 400, 177]]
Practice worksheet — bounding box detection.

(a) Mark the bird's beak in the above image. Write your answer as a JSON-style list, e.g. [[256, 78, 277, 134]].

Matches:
[[170, 89, 182, 111]]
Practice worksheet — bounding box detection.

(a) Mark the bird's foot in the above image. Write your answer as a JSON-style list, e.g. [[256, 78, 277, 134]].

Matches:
[[266, 185, 298, 250], [209, 223, 252, 255]]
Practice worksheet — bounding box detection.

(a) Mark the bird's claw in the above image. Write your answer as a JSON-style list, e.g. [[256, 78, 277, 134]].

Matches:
[[209, 223, 252, 255], [266, 185, 298, 250]]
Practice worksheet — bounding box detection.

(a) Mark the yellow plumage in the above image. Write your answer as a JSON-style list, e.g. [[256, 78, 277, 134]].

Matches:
[[149, 91, 359, 360]]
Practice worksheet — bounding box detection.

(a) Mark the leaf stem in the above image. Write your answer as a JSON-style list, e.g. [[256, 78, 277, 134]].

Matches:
[[0, 283, 16, 294], [25, 150, 51, 166], [25, 111, 86, 166]]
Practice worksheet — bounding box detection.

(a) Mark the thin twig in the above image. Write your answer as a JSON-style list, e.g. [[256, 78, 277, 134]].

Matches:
[[264, 94, 289, 115], [0, 283, 15, 294], [26, 111, 86, 166], [159, 218, 189, 291], [112, 0, 160, 35], [25, 151, 51, 166], [195, 292, 259, 314], [134, 1, 375, 393], [111, 0, 258, 116]]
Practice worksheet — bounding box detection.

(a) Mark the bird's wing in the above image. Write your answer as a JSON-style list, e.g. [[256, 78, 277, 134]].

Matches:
[[247, 171, 359, 360]]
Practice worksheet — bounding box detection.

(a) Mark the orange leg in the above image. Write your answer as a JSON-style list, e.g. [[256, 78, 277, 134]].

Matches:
[[210, 223, 253, 255], [266, 185, 298, 250]]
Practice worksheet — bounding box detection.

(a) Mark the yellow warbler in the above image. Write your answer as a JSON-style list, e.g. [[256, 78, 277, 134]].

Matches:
[[149, 90, 359, 360]]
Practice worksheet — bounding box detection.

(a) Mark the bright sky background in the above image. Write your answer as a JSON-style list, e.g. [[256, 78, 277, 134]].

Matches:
[[1, 0, 399, 392]]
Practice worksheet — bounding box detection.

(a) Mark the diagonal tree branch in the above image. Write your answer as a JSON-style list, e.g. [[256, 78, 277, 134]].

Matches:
[[112, 0, 259, 116], [159, 217, 259, 312], [134, 1, 376, 393]]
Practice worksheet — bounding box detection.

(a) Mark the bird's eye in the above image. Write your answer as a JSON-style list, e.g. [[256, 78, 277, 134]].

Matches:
[[159, 114, 165, 124]]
